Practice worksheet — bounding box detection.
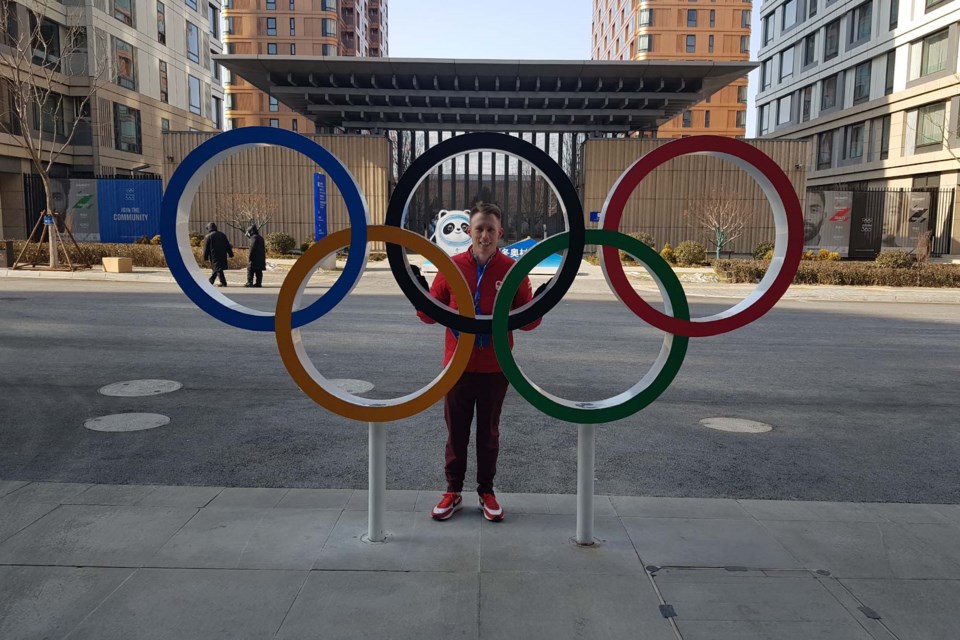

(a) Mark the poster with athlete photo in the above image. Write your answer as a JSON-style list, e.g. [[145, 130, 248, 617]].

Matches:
[[803, 191, 851, 256], [881, 192, 930, 252]]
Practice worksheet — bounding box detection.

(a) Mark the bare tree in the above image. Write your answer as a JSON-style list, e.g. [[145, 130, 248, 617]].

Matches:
[[684, 189, 749, 259], [0, 0, 108, 267], [217, 193, 276, 236]]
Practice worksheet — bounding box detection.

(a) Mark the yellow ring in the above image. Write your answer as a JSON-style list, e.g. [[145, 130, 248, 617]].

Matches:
[[275, 225, 476, 422]]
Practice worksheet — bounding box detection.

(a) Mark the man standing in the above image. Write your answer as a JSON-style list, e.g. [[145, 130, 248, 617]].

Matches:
[[413, 202, 546, 523], [244, 225, 266, 288], [202, 222, 233, 287]]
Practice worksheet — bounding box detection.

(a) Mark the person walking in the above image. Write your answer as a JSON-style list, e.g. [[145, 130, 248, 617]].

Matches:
[[244, 225, 266, 287], [202, 222, 233, 287], [413, 202, 546, 523]]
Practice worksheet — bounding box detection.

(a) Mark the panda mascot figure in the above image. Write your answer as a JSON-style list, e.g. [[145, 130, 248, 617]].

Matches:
[[430, 209, 472, 257]]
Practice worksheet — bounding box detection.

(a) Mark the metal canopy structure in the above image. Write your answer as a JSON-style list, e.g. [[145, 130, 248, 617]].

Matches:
[[217, 56, 755, 133]]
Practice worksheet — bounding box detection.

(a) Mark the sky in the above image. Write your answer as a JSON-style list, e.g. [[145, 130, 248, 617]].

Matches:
[[389, 0, 760, 136]]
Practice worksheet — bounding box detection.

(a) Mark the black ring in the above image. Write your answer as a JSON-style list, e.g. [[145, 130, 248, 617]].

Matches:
[[385, 132, 585, 334]]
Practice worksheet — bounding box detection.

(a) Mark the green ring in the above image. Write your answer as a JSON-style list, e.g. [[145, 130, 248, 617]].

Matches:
[[492, 229, 690, 424]]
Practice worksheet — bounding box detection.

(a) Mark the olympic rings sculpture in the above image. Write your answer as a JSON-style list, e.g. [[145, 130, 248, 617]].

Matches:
[[162, 127, 803, 425]]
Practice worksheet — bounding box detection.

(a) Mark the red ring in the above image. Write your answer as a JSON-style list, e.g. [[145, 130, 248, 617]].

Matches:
[[600, 136, 803, 338]]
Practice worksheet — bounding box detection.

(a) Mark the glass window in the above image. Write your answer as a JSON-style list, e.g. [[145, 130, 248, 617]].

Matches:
[[759, 104, 769, 134], [916, 103, 945, 147], [186, 21, 200, 63], [778, 95, 792, 125], [30, 15, 61, 68], [762, 14, 773, 45], [269, 96, 279, 111], [225, 16, 234, 34], [114, 0, 134, 26], [780, 47, 794, 81], [740, 35, 749, 53], [266, 0, 275, 9], [161, 117, 170, 131], [809, 0, 817, 17], [803, 33, 816, 65], [761, 58, 772, 89], [266, 17, 276, 35], [638, 34, 652, 51], [322, 0, 336, 9], [186, 0, 197, 10], [738, 85, 747, 102], [920, 29, 948, 77], [188, 74, 201, 115], [113, 103, 141, 153], [208, 4, 219, 37], [682, 110, 692, 127], [880, 114, 890, 159], [322, 43, 335, 55], [782, 0, 797, 29], [291, 119, 298, 132], [824, 19, 840, 60], [322, 18, 336, 36], [849, 1, 872, 44], [33, 93, 65, 136], [709, 35, 715, 53], [687, 9, 697, 27], [267, 42, 277, 54], [113, 37, 137, 90], [885, 51, 895, 95], [705, 110, 711, 128], [269, 118, 280, 127], [817, 130, 833, 168], [289, 43, 295, 54], [742, 10, 750, 27], [211, 95, 222, 128], [159, 60, 168, 102], [821, 74, 838, 110], [801, 85, 813, 121], [853, 61, 871, 104], [686, 34, 695, 53], [846, 124, 864, 158], [638, 9, 653, 26], [925, 0, 948, 13], [290, 17, 296, 35], [736, 110, 746, 128], [709, 9, 715, 27], [210, 54, 220, 79], [889, 0, 898, 29], [157, 2, 166, 44]]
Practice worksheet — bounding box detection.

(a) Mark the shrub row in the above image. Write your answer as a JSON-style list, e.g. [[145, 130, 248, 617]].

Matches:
[[9, 241, 249, 270], [714, 259, 960, 287]]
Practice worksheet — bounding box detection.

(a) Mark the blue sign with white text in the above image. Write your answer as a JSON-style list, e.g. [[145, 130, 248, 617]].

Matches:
[[96, 180, 162, 243], [314, 172, 328, 242]]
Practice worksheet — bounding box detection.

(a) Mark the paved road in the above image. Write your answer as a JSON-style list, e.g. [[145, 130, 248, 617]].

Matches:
[[1, 277, 958, 503]]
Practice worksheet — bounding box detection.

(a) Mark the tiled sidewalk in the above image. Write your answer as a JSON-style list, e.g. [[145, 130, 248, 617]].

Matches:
[[1, 480, 959, 639]]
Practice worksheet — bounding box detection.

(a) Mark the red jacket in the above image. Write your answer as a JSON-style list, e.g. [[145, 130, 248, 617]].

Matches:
[[417, 250, 541, 373]]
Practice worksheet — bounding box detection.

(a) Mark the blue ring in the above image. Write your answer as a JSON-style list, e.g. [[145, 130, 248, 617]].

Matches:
[[160, 127, 369, 331]]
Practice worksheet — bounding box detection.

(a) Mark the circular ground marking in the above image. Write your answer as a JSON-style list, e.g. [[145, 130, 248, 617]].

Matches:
[[84, 413, 171, 432], [700, 417, 773, 433], [330, 379, 374, 394], [98, 380, 183, 397]]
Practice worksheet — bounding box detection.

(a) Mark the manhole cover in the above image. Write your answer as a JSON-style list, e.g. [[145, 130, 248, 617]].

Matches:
[[331, 379, 375, 394], [84, 413, 171, 432], [98, 380, 183, 397], [700, 418, 773, 433]]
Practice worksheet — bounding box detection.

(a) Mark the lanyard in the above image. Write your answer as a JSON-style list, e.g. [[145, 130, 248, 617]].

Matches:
[[452, 253, 491, 348]]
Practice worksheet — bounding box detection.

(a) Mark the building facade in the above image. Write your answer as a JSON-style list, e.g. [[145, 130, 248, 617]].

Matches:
[[591, 0, 751, 137], [0, 0, 224, 239], [222, 0, 386, 134]]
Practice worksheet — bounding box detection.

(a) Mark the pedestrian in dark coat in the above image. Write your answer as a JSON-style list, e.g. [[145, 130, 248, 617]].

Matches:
[[244, 225, 266, 287], [202, 222, 233, 287]]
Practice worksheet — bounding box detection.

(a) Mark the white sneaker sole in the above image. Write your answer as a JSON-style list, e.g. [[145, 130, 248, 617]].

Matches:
[[432, 501, 463, 520]]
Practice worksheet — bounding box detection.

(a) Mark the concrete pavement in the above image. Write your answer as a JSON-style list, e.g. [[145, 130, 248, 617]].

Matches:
[[2, 480, 959, 639]]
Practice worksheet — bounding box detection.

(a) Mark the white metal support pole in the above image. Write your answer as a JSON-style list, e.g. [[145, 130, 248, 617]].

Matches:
[[576, 423, 595, 546], [368, 421, 386, 542]]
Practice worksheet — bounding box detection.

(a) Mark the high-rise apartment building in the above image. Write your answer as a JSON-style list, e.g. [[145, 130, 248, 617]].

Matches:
[[756, 0, 959, 192], [222, 0, 387, 133], [592, 0, 751, 137], [0, 0, 224, 238]]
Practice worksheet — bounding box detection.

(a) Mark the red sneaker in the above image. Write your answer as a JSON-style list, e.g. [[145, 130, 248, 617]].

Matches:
[[479, 492, 504, 522], [431, 492, 462, 520]]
